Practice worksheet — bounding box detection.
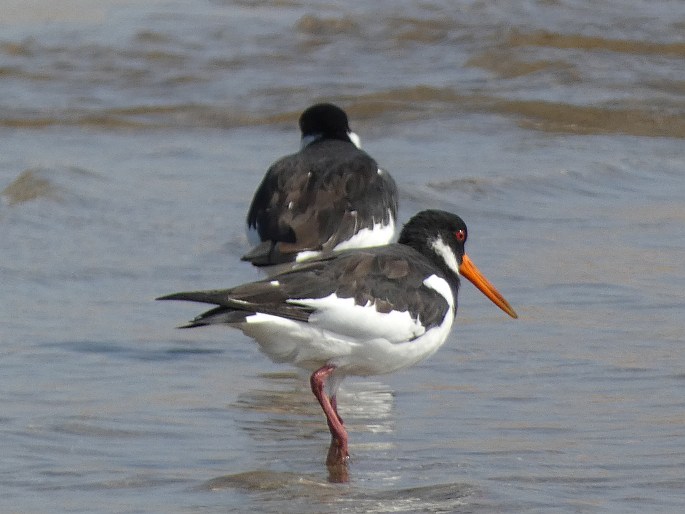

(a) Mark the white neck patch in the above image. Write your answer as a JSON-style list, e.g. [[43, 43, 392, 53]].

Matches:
[[430, 236, 460, 276], [347, 131, 361, 149]]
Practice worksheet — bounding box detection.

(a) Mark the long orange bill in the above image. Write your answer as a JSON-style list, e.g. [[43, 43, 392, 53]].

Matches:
[[459, 254, 518, 319]]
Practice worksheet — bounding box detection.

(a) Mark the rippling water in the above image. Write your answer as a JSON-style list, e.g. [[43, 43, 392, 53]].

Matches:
[[2, 1, 684, 512]]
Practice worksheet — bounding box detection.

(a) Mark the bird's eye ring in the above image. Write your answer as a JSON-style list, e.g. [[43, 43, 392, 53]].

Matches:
[[455, 229, 466, 242]]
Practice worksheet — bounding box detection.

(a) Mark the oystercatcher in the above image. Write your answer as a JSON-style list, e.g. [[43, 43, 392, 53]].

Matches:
[[159, 210, 517, 471], [243, 103, 398, 266]]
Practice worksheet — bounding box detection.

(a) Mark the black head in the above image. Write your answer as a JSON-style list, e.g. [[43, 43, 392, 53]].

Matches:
[[398, 209, 467, 277], [399, 209, 518, 319], [299, 103, 354, 144]]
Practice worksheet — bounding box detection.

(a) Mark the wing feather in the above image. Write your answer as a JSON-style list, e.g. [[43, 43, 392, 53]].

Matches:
[[243, 141, 397, 265], [159, 245, 453, 332]]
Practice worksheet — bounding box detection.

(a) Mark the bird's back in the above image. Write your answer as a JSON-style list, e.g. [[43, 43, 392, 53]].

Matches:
[[244, 140, 397, 265]]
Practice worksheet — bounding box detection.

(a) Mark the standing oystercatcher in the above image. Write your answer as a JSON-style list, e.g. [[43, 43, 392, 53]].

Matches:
[[243, 103, 398, 266], [159, 210, 517, 473]]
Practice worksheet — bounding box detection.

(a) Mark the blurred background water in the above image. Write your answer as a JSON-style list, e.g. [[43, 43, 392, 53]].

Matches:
[[1, 1, 684, 512]]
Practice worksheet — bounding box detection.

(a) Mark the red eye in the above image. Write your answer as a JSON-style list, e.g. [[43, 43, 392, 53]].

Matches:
[[455, 229, 466, 242]]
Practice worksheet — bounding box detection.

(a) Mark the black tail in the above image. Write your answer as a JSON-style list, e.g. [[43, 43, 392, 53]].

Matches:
[[156, 290, 233, 306], [241, 241, 299, 267]]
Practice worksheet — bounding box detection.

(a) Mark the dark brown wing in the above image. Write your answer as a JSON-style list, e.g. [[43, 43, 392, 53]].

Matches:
[[159, 245, 453, 331], [244, 140, 397, 265]]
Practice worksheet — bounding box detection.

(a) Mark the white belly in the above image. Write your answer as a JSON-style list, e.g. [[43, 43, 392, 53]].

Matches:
[[237, 305, 454, 377]]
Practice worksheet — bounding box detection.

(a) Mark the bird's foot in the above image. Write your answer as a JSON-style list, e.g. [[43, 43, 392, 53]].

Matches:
[[326, 438, 350, 483], [326, 437, 349, 466]]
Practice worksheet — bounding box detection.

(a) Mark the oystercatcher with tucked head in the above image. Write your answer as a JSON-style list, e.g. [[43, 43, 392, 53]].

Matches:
[[243, 103, 398, 266], [159, 210, 517, 477]]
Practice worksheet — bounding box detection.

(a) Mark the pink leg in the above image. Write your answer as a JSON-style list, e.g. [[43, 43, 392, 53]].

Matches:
[[310, 364, 349, 466], [330, 395, 343, 426]]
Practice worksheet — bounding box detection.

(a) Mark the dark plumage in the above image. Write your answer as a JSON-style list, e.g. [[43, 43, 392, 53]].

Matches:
[[243, 103, 398, 266], [167, 243, 452, 332]]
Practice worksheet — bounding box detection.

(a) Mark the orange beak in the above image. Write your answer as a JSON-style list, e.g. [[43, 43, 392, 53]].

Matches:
[[459, 254, 518, 319]]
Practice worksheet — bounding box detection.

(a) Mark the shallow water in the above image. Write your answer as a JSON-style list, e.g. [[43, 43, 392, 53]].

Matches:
[[1, 1, 684, 512]]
